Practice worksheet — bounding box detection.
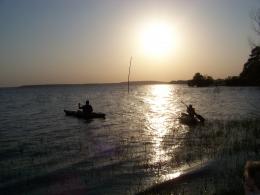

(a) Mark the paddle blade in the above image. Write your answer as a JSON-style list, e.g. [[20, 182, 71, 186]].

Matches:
[[196, 114, 205, 123]]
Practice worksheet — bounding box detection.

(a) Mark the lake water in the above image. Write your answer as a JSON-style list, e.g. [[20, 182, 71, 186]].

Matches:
[[0, 84, 260, 194]]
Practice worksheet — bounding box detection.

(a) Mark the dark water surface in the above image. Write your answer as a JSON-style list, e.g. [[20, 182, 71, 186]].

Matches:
[[0, 84, 260, 194]]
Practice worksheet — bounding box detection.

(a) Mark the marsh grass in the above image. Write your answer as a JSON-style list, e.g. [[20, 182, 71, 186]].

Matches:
[[146, 119, 260, 194]]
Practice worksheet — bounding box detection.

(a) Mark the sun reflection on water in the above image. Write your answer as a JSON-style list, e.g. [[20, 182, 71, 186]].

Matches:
[[144, 85, 177, 164]]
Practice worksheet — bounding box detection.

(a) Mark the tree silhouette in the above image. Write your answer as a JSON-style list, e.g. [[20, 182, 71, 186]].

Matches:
[[239, 46, 260, 85], [188, 72, 214, 87]]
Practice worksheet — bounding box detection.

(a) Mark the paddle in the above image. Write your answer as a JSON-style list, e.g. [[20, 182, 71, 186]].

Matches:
[[180, 100, 205, 123], [195, 112, 205, 123]]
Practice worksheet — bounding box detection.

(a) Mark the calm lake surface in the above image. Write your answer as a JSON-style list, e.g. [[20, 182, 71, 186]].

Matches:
[[0, 84, 260, 194]]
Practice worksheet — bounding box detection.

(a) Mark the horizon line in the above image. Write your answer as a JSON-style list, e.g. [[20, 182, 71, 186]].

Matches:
[[1, 80, 172, 89]]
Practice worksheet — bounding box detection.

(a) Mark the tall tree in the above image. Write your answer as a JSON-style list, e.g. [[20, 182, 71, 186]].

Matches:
[[239, 46, 260, 85]]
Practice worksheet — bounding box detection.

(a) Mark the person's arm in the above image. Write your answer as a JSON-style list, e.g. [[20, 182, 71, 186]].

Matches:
[[78, 103, 82, 109]]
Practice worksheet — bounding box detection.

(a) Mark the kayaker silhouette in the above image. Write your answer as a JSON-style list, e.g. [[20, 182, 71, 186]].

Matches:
[[187, 104, 196, 117], [78, 100, 93, 114], [181, 101, 205, 123]]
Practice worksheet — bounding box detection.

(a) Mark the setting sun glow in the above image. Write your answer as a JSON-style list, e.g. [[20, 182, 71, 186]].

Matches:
[[139, 21, 175, 58]]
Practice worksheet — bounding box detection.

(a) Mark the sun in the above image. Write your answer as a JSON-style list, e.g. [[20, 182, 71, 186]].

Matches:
[[139, 21, 175, 58]]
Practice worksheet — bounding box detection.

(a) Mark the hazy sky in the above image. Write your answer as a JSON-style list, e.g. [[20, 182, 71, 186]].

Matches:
[[0, 0, 259, 87]]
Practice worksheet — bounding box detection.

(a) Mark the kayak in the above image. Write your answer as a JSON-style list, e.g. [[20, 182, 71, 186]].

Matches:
[[178, 113, 203, 126], [64, 110, 105, 119]]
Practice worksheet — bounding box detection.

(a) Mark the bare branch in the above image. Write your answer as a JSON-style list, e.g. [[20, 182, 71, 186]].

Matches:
[[249, 9, 260, 47], [128, 56, 132, 93], [251, 9, 260, 35], [248, 37, 257, 49]]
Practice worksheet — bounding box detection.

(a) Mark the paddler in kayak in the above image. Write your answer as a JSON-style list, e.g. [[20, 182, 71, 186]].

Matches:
[[181, 101, 205, 123], [78, 100, 93, 114], [187, 104, 196, 117], [187, 104, 205, 123]]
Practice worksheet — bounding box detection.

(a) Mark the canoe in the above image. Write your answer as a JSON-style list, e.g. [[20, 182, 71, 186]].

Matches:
[[178, 113, 203, 125], [64, 110, 105, 119]]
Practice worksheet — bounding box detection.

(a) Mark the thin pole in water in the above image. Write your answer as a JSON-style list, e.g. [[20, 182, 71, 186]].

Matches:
[[128, 56, 132, 93]]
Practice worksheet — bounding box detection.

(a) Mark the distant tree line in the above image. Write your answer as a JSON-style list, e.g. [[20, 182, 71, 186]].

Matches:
[[187, 46, 260, 87]]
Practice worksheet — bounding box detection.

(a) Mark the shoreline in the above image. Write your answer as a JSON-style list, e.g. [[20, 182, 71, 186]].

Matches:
[[137, 160, 217, 194]]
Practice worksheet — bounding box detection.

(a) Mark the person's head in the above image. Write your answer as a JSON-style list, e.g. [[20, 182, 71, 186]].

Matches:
[[244, 161, 260, 194], [189, 104, 193, 108], [86, 100, 89, 105]]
